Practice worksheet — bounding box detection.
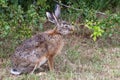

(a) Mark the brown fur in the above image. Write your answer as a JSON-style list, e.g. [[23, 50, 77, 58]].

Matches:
[[11, 28, 64, 74], [10, 4, 74, 74]]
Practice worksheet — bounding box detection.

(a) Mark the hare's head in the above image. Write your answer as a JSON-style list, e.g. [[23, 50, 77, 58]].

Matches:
[[46, 4, 74, 35]]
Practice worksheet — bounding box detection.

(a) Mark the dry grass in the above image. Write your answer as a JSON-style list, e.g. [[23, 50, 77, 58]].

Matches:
[[0, 32, 120, 80]]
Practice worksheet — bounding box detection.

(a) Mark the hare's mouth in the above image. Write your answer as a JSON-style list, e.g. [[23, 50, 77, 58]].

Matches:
[[10, 69, 21, 75]]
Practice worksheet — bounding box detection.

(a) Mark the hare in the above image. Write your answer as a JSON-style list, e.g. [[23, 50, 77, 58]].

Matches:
[[10, 4, 74, 75]]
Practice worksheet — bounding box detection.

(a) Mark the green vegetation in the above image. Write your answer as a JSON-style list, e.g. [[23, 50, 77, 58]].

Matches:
[[0, 0, 120, 80]]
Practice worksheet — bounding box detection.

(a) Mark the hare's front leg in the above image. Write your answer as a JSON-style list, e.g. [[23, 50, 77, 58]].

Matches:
[[48, 56, 54, 71]]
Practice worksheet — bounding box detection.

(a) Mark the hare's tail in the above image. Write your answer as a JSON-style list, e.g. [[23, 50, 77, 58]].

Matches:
[[10, 68, 21, 75]]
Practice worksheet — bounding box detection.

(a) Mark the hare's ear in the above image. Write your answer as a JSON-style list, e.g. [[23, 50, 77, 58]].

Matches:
[[54, 4, 61, 18], [46, 12, 56, 23]]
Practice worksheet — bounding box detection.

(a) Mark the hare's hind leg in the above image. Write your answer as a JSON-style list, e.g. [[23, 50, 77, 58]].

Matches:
[[31, 56, 48, 74], [30, 63, 38, 74]]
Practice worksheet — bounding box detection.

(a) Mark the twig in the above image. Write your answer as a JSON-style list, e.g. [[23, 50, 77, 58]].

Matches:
[[53, 0, 82, 11], [53, 0, 109, 16]]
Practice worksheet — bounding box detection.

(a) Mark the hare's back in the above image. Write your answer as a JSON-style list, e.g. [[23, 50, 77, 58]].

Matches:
[[15, 33, 47, 53], [12, 33, 49, 62]]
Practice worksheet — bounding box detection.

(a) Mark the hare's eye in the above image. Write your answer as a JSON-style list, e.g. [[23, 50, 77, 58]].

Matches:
[[65, 25, 68, 28]]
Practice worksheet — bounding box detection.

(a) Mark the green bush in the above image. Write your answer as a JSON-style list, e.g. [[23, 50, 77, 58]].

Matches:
[[0, 1, 48, 58], [85, 13, 120, 41], [85, 20, 104, 41]]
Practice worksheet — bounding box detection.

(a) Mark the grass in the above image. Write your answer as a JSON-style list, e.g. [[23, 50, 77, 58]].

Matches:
[[0, 33, 120, 80]]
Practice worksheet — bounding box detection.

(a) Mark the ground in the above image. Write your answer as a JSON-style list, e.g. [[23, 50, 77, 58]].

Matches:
[[0, 33, 120, 80]]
